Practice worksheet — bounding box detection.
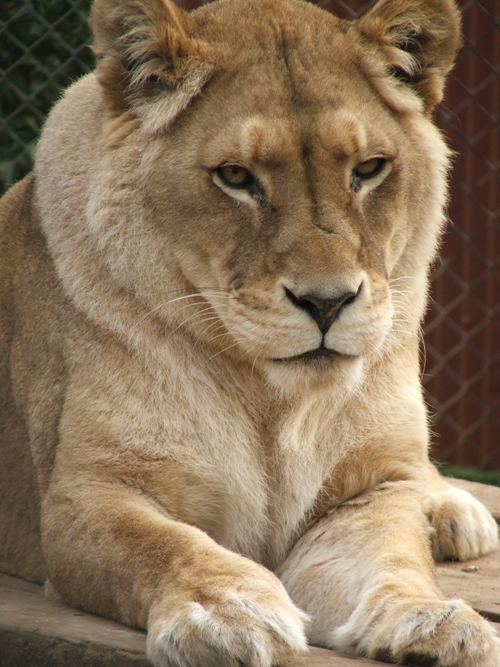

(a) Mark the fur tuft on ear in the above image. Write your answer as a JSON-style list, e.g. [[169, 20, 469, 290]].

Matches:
[[353, 0, 461, 115], [90, 0, 215, 141]]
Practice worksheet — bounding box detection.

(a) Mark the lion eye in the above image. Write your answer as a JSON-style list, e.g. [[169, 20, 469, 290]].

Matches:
[[217, 165, 253, 188], [353, 158, 386, 179]]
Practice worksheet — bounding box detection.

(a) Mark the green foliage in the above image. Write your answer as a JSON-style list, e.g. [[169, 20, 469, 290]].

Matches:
[[439, 465, 500, 488], [0, 0, 93, 194]]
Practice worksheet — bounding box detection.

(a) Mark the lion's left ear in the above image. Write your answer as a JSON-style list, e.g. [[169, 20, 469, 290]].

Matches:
[[90, 0, 215, 140], [352, 0, 461, 115]]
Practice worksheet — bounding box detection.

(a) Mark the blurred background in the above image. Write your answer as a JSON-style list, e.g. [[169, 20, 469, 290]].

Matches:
[[1, 0, 498, 483]]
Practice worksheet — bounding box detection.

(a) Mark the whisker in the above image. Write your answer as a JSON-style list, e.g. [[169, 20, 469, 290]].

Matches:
[[139, 286, 231, 297], [130, 294, 208, 332], [251, 349, 265, 375], [167, 307, 223, 339], [191, 317, 225, 340], [208, 340, 247, 361], [388, 275, 413, 283], [207, 330, 235, 346], [235, 340, 261, 365], [194, 321, 227, 348], [132, 289, 229, 335]]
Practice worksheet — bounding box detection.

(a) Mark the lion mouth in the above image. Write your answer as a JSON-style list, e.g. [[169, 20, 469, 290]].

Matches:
[[272, 346, 344, 363]]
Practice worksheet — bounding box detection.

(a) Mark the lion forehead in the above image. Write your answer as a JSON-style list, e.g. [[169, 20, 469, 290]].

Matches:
[[201, 116, 301, 168]]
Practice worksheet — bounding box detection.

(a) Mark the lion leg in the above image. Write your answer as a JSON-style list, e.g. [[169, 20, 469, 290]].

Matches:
[[277, 482, 500, 666], [41, 475, 307, 667], [424, 463, 498, 561]]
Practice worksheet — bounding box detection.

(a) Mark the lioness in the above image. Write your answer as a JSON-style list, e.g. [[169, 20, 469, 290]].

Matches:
[[1, 0, 499, 665]]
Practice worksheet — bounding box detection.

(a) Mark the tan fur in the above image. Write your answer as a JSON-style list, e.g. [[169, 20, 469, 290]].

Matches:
[[0, 0, 498, 665]]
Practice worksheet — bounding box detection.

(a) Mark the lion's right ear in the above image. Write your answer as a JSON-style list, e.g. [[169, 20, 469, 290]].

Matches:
[[90, 0, 215, 141]]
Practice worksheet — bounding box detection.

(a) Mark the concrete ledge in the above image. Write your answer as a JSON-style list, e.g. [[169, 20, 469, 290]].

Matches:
[[0, 573, 149, 667], [2, 570, 499, 667], [0, 573, 383, 666], [0, 629, 147, 667]]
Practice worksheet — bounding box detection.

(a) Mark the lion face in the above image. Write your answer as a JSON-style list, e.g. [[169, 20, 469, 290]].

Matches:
[[156, 100, 400, 391], [38, 0, 457, 395], [97, 0, 449, 393]]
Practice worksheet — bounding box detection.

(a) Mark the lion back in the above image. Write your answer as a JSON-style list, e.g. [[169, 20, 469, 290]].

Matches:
[[0, 175, 46, 583]]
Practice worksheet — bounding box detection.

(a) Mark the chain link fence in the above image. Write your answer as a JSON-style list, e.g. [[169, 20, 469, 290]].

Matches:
[[424, 1, 500, 470], [1, 0, 498, 470], [0, 0, 92, 191]]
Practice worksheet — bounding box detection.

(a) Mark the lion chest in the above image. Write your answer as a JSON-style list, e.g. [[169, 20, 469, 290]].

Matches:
[[125, 395, 329, 566], [82, 358, 331, 566], [35, 284, 338, 573]]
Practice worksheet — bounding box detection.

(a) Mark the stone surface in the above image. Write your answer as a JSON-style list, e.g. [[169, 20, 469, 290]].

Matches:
[[1, 571, 499, 667], [436, 548, 500, 622], [0, 573, 149, 667], [0, 573, 382, 666]]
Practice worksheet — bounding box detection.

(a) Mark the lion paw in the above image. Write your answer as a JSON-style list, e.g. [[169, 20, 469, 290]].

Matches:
[[423, 487, 499, 561], [331, 598, 500, 667], [147, 571, 308, 667]]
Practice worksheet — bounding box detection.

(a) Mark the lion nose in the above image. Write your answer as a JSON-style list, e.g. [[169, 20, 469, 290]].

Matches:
[[285, 287, 359, 334]]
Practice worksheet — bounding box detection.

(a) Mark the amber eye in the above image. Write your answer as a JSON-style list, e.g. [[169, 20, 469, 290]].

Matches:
[[353, 158, 386, 179], [217, 165, 254, 188]]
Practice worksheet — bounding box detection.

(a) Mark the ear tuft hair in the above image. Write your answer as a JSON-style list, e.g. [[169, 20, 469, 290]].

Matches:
[[90, 0, 215, 141], [353, 0, 461, 115]]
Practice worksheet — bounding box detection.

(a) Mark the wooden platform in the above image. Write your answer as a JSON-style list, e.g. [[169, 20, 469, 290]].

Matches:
[[1, 479, 499, 667]]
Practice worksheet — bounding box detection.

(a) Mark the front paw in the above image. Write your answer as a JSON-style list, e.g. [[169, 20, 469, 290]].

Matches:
[[147, 560, 308, 667], [332, 597, 500, 667], [423, 488, 499, 561]]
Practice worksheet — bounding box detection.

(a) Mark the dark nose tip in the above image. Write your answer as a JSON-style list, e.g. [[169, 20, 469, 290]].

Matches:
[[285, 286, 359, 334]]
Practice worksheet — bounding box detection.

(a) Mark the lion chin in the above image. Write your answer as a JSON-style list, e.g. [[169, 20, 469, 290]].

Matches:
[[265, 350, 365, 396], [1, 0, 499, 666]]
